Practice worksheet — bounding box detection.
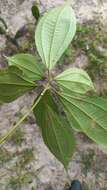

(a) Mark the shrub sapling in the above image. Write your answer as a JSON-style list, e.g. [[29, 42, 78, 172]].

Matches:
[[0, 3, 107, 171]]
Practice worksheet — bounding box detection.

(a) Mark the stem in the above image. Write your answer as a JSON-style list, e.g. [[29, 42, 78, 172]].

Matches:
[[47, 69, 50, 81], [0, 87, 48, 147], [65, 169, 71, 186]]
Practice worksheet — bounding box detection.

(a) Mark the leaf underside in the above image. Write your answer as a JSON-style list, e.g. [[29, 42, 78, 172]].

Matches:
[[0, 66, 36, 103], [8, 53, 45, 81], [33, 90, 75, 168], [35, 4, 76, 70], [58, 90, 107, 146], [56, 68, 95, 94]]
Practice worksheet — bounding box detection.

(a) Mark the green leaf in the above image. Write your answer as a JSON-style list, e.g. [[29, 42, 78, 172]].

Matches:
[[56, 68, 95, 94], [8, 53, 45, 81], [58, 90, 107, 146], [0, 26, 6, 35], [33, 91, 75, 168], [32, 5, 40, 21], [0, 66, 36, 103], [0, 17, 7, 29], [35, 4, 76, 70]]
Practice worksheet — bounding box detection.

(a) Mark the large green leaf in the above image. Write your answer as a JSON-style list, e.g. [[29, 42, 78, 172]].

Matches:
[[58, 90, 107, 146], [55, 68, 95, 94], [33, 91, 75, 168], [8, 53, 45, 81], [0, 66, 36, 103], [35, 4, 76, 70]]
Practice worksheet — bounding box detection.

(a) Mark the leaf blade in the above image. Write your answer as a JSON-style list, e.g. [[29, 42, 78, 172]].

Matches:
[[58, 91, 107, 146], [56, 68, 95, 94], [33, 91, 75, 168], [8, 53, 45, 81], [0, 66, 36, 103], [35, 4, 76, 69]]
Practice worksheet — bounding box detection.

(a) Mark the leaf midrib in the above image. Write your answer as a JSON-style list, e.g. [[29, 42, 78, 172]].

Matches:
[[57, 79, 93, 86], [48, 5, 66, 69], [61, 92, 107, 112], [62, 100, 107, 146], [10, 60, 43, 76], [60, 94, 107, 131], [50, 5, 71, 69], [47, 105, 65, 165]]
